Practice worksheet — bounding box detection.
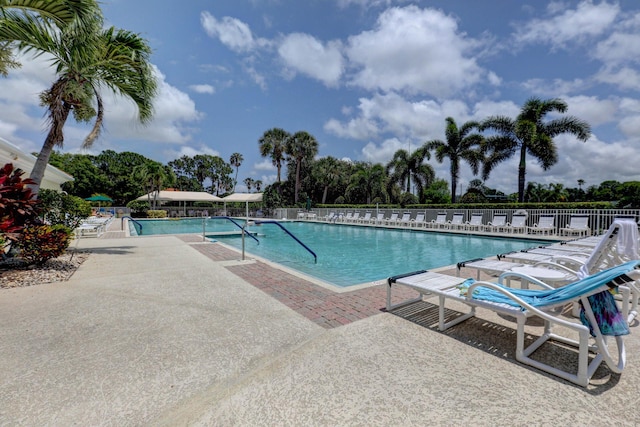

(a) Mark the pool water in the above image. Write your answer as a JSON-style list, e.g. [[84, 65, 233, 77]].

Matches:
[[135, 219, 549, 287]]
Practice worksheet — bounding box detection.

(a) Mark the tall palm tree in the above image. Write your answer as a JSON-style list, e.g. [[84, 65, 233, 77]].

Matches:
[[0, 0, 99, 75], [480, 97, 591, 203], [285, 130, 318, 203], [244, 177, 254, 192], [423, 117, 484, 203], [385, 148, 434, 203], [347, 162, 387, 204], [313, 156, 341, 204], [0, 1, 157, 193], [133, 161, 174, 210], [258, 128, 290, 183], [229, 152, 243, 192]]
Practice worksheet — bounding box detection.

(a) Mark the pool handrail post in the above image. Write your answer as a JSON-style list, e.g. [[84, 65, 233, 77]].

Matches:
[[255, 220, 317, 264]]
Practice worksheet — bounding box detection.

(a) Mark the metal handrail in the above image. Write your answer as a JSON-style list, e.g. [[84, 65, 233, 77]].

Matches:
[[122, 216, 143, 234], [210, 216, 259, 244], [254, 220, 317, 263]]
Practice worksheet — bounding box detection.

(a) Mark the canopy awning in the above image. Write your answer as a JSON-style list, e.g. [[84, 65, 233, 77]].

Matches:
[[222, 193, 263, 202], [135, 191, 223, 202]]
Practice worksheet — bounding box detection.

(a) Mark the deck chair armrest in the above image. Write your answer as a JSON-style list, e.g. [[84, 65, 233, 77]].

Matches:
[[496, 272, 555, 290], [532, 261, 578, 275]]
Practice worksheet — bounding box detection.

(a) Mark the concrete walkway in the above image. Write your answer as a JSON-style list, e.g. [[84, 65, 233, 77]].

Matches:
[[1, 235, 639, 426]]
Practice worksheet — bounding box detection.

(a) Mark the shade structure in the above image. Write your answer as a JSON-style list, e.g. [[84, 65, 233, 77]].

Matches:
[[135, 190, 223, 216], [135, 191, 223, 202], [222, 193, 264, 219]]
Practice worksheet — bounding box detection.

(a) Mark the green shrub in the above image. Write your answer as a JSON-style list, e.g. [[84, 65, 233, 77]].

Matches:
[[146, 210, 167, 218], [38, 189, 92, 229], [17, 224, 71, 265]]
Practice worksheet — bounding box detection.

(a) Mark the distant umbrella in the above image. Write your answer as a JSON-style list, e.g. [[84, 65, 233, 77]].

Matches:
[[85, 195, 113, 202], [85, 194, 113, 211]]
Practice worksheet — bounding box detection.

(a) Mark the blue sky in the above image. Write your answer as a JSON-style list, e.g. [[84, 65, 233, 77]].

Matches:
[[2, 0, 640, 194]]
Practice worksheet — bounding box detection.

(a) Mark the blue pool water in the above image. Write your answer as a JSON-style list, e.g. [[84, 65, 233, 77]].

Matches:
[[134, 218, 549, 287]]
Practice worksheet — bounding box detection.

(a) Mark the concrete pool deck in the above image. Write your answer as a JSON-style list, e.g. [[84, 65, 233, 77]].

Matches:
[[1, 232, 640, 425]]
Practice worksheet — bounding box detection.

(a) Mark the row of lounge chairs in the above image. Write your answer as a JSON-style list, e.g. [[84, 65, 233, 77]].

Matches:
[[387, 218, 640, 387], [74, 215, 113, 237], [314, 211, 593, 236]]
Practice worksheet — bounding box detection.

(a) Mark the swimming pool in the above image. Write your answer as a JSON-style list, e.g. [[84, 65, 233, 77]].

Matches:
[[133, 218, 549, 287]]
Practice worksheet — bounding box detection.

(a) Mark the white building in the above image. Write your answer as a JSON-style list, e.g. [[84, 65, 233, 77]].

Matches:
[[0, 137, 73, 190]]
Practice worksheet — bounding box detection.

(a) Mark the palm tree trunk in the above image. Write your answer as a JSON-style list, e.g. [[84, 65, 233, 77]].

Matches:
[[450, 162, 458, 203], [295, 160, 301, 203], [518, 145, 527, 203], [29, 104, 72, 194], [322, 185, 328, 204]]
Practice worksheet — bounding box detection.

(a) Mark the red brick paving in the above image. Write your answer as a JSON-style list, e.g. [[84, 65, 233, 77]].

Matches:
[[189, 240, 419, 329]]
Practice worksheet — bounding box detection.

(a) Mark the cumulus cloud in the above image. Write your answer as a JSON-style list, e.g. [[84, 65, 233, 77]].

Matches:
[[513, 1, 619, 49], [200, 11, 259, 53], [189, 84, 216, 94], [278, 33, 344, 86], [254, 159, 276, 171], [345, 5, 486, 98]]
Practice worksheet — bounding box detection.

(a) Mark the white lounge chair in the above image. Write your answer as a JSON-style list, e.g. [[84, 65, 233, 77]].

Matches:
[[348, 212, 361, 223], [446, 213, 465, 230], [410, 212, 427, 228], [560, 215, 591, 237], [384, 212, 399, 226], [371, 212, 385, 225], [427, 213, 448, 229], [387, 260, 640, 387], [321, 212, 336, 222], [396, 212, 412, 227], [503, 214, 528, 234], [527, 215, 555, 235], [464, 213, 484, 231], [481, 214, 507, 232], [358, 211, 372, 224]]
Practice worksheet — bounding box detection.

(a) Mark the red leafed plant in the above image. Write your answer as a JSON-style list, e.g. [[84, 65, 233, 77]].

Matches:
[[0, 163, 41, 237]]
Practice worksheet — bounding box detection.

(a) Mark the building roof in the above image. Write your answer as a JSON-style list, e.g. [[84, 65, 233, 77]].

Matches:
[[0, 137, 74, 190], [135, 190, 224, 202]]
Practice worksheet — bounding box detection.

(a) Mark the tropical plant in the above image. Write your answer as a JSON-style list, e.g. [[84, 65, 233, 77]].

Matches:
[[385, 148, 434, 203], [347, 162, 387, 204], [258, 128, 290, 183], [285, 131, 318, 203], [16, 224, 70, 265], [480, 97, 591, 203], [38, 188, 91, 229], [0, 163, 40, 237], [229, 152, 243, 192], [424, 117, 484, 203], [132, 161, 175, 209], [0, 1, 158, 193], [244, 177, 255, 192], [313, 156, 342, 204], [254, 180, 263, 192], [0, 0, 98, 75]]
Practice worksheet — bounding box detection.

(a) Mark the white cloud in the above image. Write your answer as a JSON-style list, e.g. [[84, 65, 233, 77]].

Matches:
[[200, 11, 258, 53], [563, 95, 618, 127], [189, 84, 216, 94], [163, 144, 220, 160], [100, 66, 203, 145], [254, 159, 276, 171], [278, 33, 344, 86], [345, 5, 486, 98], [360, 137, 405, 164], [514, 1, 619, 49], [594, 66, 640, 91]]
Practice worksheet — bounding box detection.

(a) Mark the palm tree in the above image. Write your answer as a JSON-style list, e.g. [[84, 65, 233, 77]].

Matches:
[[480, 97, 591, 203], [258, 128, 290, 183], [0, 0, 99, 75], [229, 152, 243, 192], [313, 156, 341, 204], [423, 117, 484, 203], [385, 148, 434, 203], [0, 2, 157, 193], [254, 180, 262, 192], [285, 130, 318, 203], [133, 161, 175, 210], [244, 177, 255, 192], [347, 162, 387, 204]]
